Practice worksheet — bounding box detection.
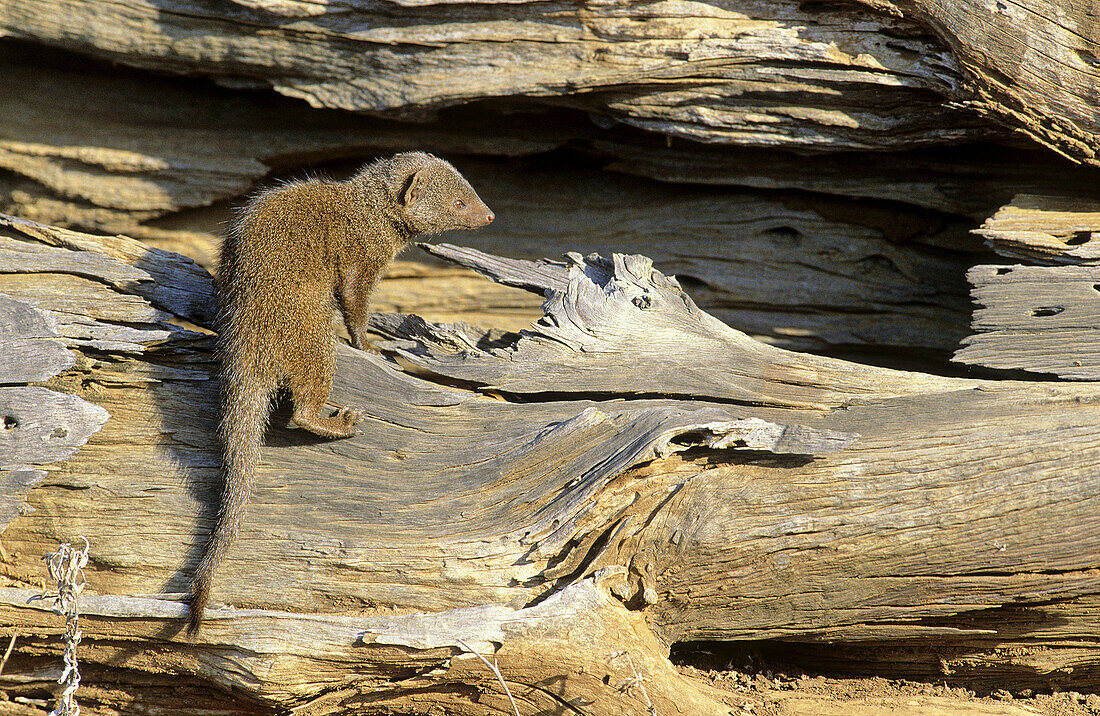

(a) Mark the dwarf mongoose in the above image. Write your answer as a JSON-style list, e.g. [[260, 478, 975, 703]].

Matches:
[[188, 152, 494, 634]]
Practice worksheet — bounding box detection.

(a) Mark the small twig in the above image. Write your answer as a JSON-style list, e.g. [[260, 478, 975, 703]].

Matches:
[[0, 633, 17, 676], [456, 638, 521, 716]]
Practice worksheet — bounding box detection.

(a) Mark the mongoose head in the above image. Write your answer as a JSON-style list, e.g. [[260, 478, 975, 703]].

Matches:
[[368, 152, 494, 236]]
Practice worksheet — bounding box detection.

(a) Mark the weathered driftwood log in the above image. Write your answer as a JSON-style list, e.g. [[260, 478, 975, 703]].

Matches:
[[3, 42, 1097, 237], [4, 0, 1098, 164], [0, 0, 998, 151], [954, 194, 1100, 379], [1, 214, 1099, 714]]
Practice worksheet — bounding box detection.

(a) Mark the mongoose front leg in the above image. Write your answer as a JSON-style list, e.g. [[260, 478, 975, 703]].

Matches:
[[287, 334, 362, 438], [339, 262, 384, 351]]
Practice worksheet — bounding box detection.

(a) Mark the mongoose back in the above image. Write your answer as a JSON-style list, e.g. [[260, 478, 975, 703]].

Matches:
[[188, 152, 494, 634]]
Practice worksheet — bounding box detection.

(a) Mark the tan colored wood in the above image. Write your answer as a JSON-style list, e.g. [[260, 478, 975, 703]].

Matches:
[[975, 194, 1100, 265], [4, 0, 1097, 165]]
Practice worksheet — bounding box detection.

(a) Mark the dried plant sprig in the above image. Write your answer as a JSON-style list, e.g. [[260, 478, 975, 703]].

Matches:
[[44, 537, 90, 716]]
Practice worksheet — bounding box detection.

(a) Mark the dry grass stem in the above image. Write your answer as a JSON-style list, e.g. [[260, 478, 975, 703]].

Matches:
[[456, 638, 521, 716], [0, 633, 16, 676]]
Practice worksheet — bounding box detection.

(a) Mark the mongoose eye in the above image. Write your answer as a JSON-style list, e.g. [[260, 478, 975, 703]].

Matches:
[[453, 199, 466, 210]]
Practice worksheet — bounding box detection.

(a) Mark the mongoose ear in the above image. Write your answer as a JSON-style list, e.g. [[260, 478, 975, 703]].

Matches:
[[402, 170, 427, 207]]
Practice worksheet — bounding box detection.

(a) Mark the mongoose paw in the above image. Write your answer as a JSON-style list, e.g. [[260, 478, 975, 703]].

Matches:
[[337, 407, 363, 433]]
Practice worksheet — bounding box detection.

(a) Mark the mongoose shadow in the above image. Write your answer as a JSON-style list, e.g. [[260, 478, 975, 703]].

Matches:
[[181, 152, 494, 634]]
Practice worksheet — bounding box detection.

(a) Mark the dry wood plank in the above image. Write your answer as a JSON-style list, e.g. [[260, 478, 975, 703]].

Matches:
[[954, 264, 1100, 379], [0, 216, 1098, 713]]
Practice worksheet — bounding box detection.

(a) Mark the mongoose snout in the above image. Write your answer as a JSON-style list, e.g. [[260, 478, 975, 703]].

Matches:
[[187, 152, 492, 634]]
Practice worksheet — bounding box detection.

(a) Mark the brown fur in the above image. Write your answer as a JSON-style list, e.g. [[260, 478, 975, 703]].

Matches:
[[188, 152, 493, 634]]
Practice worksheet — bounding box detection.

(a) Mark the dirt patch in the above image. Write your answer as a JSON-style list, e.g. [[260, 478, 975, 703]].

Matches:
[[680, 666, 1100, 716]]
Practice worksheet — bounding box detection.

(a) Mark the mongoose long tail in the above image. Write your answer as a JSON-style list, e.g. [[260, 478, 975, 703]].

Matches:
[[187, 367, 271, 635]]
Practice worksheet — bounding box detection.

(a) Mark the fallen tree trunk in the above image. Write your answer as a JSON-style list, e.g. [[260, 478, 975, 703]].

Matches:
[[0, 214, 1098, 714]]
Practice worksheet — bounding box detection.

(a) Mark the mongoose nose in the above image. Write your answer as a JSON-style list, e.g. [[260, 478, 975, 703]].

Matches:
[[484, 212, 494, 225]]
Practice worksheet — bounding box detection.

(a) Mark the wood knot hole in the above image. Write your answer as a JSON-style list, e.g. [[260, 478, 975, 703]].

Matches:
[[1076, 48, 1100, 68], [1032, 306, 1065, 317], [1065, 230, 1091, 246], [2, 416, 16, 430], [632, 294, 652, 310]]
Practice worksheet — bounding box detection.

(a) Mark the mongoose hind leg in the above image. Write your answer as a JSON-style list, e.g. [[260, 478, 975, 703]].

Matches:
[[294, 405, 362, 438], [287, 342, 362, 439], [291, 388, 362, 438]]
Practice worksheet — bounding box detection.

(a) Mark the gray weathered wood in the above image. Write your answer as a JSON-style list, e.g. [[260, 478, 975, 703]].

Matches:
[[0, 469, 44, 534], [954, 195, 1100, 379], [0, 387, 110, 469], [3, 0, 1096, 165], [391, 244, 959, 407], [0, 293, 72, 384], [422, 167, 979, 360], [0, 44, 996, 363], [603, 142, 1100, 221], [954, 264, 1100, 379], [0, 275, 110, 537], [4, 45, 1095, 247], [879, 0, 1100, 165], [0, 0, 996, 152]]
